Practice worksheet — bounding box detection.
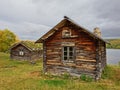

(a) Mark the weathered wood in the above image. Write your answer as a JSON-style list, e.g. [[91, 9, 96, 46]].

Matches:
[[44, 26, 98, 78], [10, 44, 42, 60], [75, 66, 96, 70], [38, 17, 107, 79], [43, 41, 47, 73], [76, 59, 96, 62], [46, 62, 62, 65]]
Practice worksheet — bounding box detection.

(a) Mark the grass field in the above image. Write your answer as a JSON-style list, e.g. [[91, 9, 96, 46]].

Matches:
[[0, 52, 120, 90]]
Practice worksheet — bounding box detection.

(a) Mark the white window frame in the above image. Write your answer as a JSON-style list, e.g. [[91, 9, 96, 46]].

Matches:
[[19, 50, 24, 56]]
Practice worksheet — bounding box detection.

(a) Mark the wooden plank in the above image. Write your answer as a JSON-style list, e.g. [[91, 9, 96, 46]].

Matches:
[[46, 62, 62, 65], [47, 52, 59, 54], [47, 61, 61, 63], [61, 42, 75, 46], [47, 57, 60, 60], [76, 59, 96, 62], [76, 66, 96, 70], [63, 63, 76, 67]]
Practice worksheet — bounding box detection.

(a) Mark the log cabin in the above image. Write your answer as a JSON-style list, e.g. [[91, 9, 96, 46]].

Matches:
[[10, 41, 42, 61], [36, 16, 107, 80]]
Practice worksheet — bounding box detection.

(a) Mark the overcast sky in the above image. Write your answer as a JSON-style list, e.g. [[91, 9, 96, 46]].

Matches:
[[0, 0, 120, 40]]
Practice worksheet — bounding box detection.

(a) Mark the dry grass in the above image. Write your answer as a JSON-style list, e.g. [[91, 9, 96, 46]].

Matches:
[[0, 52, 120, 90]]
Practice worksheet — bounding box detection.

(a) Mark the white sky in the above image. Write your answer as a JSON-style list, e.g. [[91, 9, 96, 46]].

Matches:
[[0, 0, 120, 40]]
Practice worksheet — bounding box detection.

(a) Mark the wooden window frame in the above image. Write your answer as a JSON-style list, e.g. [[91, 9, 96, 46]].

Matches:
[[62, 46, 74, 62], [62, 29, 71, 38]]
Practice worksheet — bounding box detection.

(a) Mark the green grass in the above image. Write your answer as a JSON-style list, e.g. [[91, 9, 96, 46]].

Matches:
[[0, 52, 120, 90]]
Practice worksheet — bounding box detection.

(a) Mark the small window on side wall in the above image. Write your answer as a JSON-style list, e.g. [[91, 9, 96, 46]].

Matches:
[[19, 50, 24, 56]]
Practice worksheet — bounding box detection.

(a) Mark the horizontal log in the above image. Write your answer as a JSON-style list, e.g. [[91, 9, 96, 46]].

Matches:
[[76, 62, 96, 66], [76, 56, 85, 59], [47, 57, 61, 60], [47, 59, 61, 63], [46, 54, 60, 57], [63, 63, 76, 67], [76, 55, 96, 59], [46, 62, 62, 65], [47, 60, 61, 63], [80, 42, 94, 44], [76, 66, 96, 70], [47, 52, 60, 54], [76, 59, 96, 62]]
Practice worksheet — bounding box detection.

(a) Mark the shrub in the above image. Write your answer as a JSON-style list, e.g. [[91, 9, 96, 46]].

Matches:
[[101, 66, 113, 79], [80, 74, 93, 82]]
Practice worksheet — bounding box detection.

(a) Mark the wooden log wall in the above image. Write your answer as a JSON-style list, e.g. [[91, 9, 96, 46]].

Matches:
[[44, 24, 106, 78], [31, 50, 43, 60], [95, 40, 106, 80], [98, 41, 106, 69], [10, 44, 42, 60], [11, 44, 31, 60]]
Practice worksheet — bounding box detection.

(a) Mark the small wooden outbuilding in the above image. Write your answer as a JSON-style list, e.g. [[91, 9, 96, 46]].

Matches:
[[10, 41, 42, 60], [36, 16, 107, 79]]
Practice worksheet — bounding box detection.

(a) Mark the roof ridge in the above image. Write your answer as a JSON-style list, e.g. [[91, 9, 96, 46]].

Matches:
[[10, 40, 42, 51], [64, 16, 108, 43], [36, 16, 108, 43]]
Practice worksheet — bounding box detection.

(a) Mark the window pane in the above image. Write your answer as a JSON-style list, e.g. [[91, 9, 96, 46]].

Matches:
[[69, 52, 73, 56], [64, 57, 67, 60], [64, 47, 67, 51], [64, 52, 67, 55], [69, 47, 73, 51], [63, 46, 74, 61]]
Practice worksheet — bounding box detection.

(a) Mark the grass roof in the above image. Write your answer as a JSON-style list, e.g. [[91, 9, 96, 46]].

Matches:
[[20, 40, 42, 50]]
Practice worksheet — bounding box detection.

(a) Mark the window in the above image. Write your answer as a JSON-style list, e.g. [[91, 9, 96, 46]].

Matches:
[[19, 50, 24, 56], [63, 47, 74, 61], [62, 30, 71, 38]]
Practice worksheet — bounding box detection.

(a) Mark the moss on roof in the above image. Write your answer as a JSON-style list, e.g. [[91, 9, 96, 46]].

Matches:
[[20, 40, 42, 50]]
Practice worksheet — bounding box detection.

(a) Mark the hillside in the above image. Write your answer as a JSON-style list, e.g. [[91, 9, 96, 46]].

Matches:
[[106, 39, 120, 49], [0, 52, 120, 90]]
